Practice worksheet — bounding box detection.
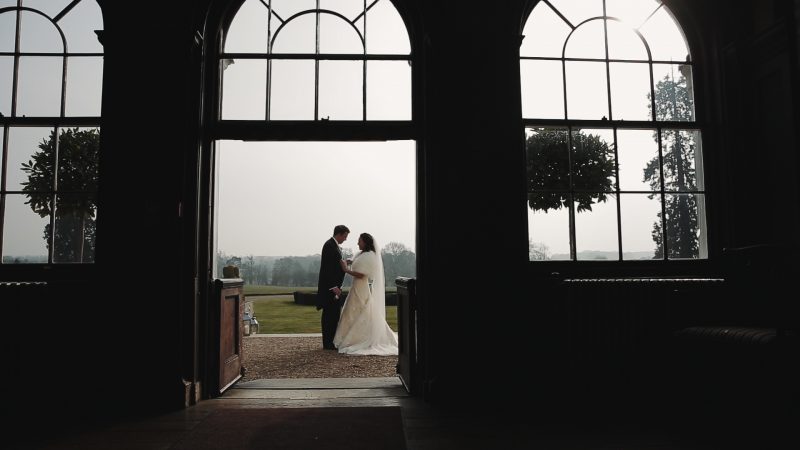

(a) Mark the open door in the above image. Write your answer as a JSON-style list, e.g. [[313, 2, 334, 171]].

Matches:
[[207, 278, 244, 397], [396, 277, 421, 395]]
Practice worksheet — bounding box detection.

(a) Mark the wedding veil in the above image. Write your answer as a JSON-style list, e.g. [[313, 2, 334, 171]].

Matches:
[[372, 238, 387, 322]]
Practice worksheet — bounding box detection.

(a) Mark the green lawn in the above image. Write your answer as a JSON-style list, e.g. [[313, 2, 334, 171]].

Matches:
[[243, 285, 316, 295], [248, 294, 398, 334]]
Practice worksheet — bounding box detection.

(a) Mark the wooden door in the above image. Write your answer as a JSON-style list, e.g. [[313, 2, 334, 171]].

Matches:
[[209, 278, 244, 396], [396, 277, 420, 395]]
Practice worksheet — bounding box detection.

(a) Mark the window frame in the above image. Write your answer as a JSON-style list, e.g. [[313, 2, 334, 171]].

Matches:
[[0, 1, 103, 271], [203, 0, 420, 279], [520, 0, 709, 265], [212, 0, 417, 142]]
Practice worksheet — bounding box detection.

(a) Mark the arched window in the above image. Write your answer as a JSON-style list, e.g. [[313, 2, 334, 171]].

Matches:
[[209, 0, 415, 278], [521, 0, 706, 262], [220, 0, 411, 122], [0, 0, 103, 264]]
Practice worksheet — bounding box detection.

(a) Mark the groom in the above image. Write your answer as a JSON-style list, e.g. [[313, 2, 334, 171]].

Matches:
[[316, 225, 349, 350]]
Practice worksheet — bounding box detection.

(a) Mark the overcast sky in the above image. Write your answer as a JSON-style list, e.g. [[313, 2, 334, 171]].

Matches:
[[520, 0, 697, 259], [215, 0, 414, 258], [216, 140, 416, 257], [2, 0, 701, 261], [1, 0, 102, 259]]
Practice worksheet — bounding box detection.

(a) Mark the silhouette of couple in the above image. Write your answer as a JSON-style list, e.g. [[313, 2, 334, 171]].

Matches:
[[315, 225, 398, 355]]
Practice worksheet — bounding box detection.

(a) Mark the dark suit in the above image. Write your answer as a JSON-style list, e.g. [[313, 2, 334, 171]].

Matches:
[[316, 237, 345, 349]]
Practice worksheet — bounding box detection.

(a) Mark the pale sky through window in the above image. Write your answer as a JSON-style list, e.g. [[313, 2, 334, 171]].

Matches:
[[1, 0, 103, 261], [215, 0, 415, 258], [216, 140, 416, 257], [522, 0, 696, 258], [1, 0, 697, 261]]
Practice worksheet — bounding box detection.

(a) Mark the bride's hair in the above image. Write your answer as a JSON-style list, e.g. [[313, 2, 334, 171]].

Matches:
[[360, 233, 376, 252]]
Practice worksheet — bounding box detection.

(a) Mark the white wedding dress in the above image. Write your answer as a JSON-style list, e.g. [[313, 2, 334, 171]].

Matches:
[[333, 248, 398, 355]]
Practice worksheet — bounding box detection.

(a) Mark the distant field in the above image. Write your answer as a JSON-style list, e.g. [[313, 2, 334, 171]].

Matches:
[[243, 285, 316, 295], [248, 294, 398, 334], [244, 285, 397, 296]]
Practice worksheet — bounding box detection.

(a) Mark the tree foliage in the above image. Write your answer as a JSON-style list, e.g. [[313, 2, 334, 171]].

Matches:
[[528, 240, 550, 261], [381, 241, 416, 287], [526, 128, 615, 213], [645, 73, 699, 259], [20, 127, 99, 262], [271, 257, 300, 286]]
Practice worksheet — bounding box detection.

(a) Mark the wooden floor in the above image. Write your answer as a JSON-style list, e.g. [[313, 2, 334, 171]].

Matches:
[[7, 376, 795, 449]]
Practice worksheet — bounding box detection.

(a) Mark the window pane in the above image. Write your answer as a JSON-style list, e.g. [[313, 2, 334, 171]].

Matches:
[[606, 20, 647, 60], [0, 10, 15, 53], [215, 140, 416, 258], [362, 0, 410, 55], [2, 193, 50, 263], [366, 60, 411, 120], [565, 61, 608, 120], [53, 193, 96, 263], [318, 60, 362, 120], [652, 63, 694, 121], [575, 196, 618, 260], [547, 0, 603, 27], [521, 59, 564, 119], [665, 193, 704, 260], [571, 128, 615, 192], [224, 0, 270, 54], [609, 62, 651, 121], [56, 127, 99, 192], [564, 19, 605, 59], [526, 127, 570, 192], [527, 199, 570, 260], [320, 0, 364, 21], [520, 3, 571, 58], [7, 127, 54, 191], [269, 59, 315, 120], [269, 0, 316, 21], [320, 13, 363, 54], [639, 6, 689, 62], [661, 129, 700, 191], [617, 129, 659, 191], [272, 13, 316, 54], [606, 0, 661, 29], [695, 193, 708, 259], [19, 10, 62, 53], [619, 193, 660, 260], [17, 56, 63, 117], [221, 58, 267, 120], [0, 56, 12, 116], [58, 0, 103, 54], [66, 56, 103, 116], [19, 0, 73, 18]]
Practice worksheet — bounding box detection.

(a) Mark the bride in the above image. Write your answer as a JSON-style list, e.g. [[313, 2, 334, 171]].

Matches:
[[333, 232, 399, 355]]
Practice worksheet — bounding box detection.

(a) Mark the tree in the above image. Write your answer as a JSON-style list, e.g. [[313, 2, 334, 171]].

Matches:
[[20, 127, 99, 263], [526, 128, 615, 213], [241, 255, 256, 285], [645, 70, 699, 259], [306, 259, 321, 287], [528, 240, 550, 261], [381, 241, 416, 287]]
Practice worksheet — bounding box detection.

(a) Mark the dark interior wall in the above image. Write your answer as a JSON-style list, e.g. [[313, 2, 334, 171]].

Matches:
[[2, 0, 799, 432], [715, 0, 800, 247], [415, 0, 531, 402], [94, 0, 222, 414]]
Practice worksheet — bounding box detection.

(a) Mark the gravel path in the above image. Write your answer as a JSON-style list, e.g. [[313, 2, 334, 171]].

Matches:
[[241, 335, 398, 381]]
